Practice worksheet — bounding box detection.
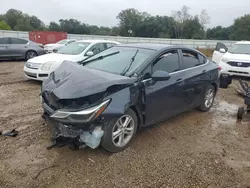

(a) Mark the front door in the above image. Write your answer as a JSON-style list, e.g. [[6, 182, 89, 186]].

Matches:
[[212, 42, 228, 64], [143, 49, 186, 125]]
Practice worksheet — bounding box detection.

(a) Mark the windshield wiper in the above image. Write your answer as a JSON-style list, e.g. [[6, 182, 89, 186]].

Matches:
[[120, 49, 139, 76], [79, 51, 120, 65]]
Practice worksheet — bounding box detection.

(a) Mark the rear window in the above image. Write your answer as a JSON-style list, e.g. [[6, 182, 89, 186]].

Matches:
[[181, 50, 200, 70], [0, 37, 10, 44], [10, 38, 28, 44]]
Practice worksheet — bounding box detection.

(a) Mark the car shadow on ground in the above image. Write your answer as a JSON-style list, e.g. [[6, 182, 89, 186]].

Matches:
[[0, 59, 25, 62]]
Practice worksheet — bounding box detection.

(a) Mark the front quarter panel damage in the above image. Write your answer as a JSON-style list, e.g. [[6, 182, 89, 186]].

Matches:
[[101, 83, 144, 125]]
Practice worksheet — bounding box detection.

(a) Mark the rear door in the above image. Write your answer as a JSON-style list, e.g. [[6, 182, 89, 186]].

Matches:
[[179, 49, 208, 108], [212, 42, 228, 64], [9, 37, 29, 57], [0, 37, 11, 58]]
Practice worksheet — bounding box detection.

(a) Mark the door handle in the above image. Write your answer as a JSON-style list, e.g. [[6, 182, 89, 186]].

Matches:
[[202, 70, 207, 73], [176, 78, 183, 83]]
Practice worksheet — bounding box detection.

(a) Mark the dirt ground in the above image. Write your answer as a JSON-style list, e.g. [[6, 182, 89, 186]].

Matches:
[[0, 61, 250, 188]]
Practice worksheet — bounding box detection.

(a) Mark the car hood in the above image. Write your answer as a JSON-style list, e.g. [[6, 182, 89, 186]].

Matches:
[[42, 61, 136, 99], [224, 52, 250, 62], [27, 53, 82, 64]]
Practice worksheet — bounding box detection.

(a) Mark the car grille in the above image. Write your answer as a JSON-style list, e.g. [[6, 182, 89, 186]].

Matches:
[[25, 62, 42, 69], [24, 71, 37, 78], [228, 70, 249, 75], [227, 61, 250, 68]]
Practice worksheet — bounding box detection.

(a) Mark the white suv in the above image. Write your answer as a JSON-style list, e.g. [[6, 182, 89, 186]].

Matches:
[[212, 41, 250, 77]]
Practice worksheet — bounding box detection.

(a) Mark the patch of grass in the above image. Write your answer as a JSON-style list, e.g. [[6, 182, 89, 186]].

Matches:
[[197, 48, 214, 57]]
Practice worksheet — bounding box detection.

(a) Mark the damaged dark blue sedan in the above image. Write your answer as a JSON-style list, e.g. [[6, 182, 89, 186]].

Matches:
[[41, 43, 220, 153]]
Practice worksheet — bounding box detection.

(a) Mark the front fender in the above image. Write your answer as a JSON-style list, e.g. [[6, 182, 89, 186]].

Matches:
[[101, 85, 143, 122]]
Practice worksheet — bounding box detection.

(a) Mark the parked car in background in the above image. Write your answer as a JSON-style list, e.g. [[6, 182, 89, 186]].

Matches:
[[0, 37, 45, 60], [23, 40, 120, 81], [212, 41, 250, 77], [44, 39, 76, 53], [41, 43, 220, 153]]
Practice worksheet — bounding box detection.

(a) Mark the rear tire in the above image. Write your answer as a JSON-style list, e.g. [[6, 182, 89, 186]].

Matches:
[[197, 85, 215, 112], [25, 50, 37, 60], [101, 109, 138, 153]]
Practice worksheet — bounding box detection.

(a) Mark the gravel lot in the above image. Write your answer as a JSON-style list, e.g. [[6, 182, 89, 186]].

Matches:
[[0, 61, 250, 188]]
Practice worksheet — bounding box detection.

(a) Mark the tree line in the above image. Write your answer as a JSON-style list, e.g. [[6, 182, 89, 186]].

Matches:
[[0, 7, 250, 40]]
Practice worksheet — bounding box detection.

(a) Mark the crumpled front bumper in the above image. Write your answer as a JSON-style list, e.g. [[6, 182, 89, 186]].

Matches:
[[42, 102, 104, 150]]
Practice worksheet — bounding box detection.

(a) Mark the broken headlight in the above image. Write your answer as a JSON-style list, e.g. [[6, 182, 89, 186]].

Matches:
[[50, 99, 110, 123]]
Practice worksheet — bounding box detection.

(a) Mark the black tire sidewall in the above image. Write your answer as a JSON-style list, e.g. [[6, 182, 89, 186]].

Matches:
[[25, 50, 37, 60], [198, 85, 216, 112], [101, 108, 138, 153]]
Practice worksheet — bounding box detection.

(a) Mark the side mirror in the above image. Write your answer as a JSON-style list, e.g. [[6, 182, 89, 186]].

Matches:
[[86, 51, 94, 56], [219, 48, 226, 53], [152, 70, 171, 81]]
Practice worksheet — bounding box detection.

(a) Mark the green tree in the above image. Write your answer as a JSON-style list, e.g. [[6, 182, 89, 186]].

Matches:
[[117, 8, 150, 36], [48, 21, 61, 31], [207, 26, 231, 40], [4, 9, 23, 29], [171, 6, 192, 38], [183, 16, 203, 39], [110, 26, 121, 36], [0, 21, 11, 30], [30, 16, 45, 30], [58, 19, 89, 34], [13, 14, 33, 31], [229, 14, 250, 40]]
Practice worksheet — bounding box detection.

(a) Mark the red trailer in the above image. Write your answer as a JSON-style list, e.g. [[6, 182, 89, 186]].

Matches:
[[29, 31, 67, 45]]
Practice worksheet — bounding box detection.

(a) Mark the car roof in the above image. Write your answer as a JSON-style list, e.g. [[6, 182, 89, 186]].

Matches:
[[77, 39, 120, 44], [117, 43, 201, 51], [236, 41, 250, 44]]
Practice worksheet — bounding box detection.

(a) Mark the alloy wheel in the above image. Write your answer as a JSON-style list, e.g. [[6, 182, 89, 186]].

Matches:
[[112, 115, 135, 148], [204, 88, 214, 108], [26, 51, 37, 60]]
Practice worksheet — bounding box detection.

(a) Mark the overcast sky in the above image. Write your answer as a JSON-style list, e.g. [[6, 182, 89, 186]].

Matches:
[[1, 0, 250, 28]]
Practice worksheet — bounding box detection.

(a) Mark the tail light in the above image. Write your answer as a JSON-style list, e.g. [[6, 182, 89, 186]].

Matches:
[[218, 66, 222, 71]]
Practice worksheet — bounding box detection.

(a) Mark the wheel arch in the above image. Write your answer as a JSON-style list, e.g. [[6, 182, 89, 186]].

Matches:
[[25, 50, 38, 60], [129, 105, 144, 129], [210, 82, 218, 94]]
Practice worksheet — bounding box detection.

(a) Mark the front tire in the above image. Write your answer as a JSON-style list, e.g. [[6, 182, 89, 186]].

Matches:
[[101, 109, 138, 153], [25, 50, 37, 60], [197, 85, 215, 112]]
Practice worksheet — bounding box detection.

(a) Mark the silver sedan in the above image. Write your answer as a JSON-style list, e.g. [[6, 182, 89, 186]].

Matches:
[[0, 37, 46, 60]]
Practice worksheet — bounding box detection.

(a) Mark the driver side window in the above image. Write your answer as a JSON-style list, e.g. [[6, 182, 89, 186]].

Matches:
[[152, 50, 180, 74]]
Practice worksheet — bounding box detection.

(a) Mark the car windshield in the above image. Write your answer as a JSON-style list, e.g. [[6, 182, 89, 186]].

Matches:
[[84, 46, 155, 75], [57, 42, 90, 55], [228, 44, 250, 54], [57, 40, 68, 44]]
